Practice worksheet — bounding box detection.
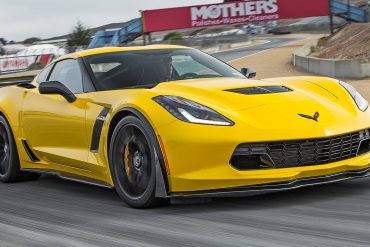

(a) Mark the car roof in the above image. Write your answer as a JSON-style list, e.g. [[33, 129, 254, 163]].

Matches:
[[54, 45, 191, 62]]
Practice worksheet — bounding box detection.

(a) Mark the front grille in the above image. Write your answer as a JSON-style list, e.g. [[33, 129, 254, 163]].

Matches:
[[232, 129, 370, 169]]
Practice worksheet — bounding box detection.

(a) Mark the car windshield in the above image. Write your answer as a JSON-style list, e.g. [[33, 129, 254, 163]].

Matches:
[[84, 48, 245, 90]]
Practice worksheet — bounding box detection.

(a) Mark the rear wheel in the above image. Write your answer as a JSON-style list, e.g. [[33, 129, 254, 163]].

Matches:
[[110, 116, 168, 208], [0, 115, 40, 183]]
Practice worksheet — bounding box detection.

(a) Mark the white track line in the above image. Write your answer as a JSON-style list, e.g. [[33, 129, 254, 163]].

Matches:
[[227, 38, 304, 63], [210, 40, 271, 55]]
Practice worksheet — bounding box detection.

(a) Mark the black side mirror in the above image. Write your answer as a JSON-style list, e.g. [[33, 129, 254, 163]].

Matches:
[[241, 68, 257, 79], [38, 81, 77, 103]]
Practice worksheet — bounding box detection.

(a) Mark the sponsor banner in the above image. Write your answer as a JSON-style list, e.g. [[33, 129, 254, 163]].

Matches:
[[0, 54, 53, 74], [142, 0, 329, 32], [0, 57, 33, 73]]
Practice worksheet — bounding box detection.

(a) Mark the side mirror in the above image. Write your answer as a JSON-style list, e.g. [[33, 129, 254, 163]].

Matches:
[[241, 68, 257, 79], [38, 81, 77, 103]]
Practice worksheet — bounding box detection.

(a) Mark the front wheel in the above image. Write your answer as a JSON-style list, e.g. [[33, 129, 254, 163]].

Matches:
[[110, 116, 167, 208]]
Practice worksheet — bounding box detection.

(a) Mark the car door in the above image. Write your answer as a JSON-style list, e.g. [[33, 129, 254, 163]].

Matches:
[[21, 59, 90, 170]]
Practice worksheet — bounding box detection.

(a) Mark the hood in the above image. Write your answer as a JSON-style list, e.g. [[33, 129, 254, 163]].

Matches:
[[151, 77, 340, 111], [151, 77, 365, 136]]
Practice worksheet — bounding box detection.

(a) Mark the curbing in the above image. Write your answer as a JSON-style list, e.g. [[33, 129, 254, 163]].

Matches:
[[293, 40, 370, 79]]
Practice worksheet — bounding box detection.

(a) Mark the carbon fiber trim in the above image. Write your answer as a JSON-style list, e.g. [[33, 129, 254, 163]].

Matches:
[[170, 166, 370, 198]]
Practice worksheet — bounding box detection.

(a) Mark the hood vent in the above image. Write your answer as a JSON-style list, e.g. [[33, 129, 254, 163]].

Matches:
[[225, 86, 292, 95]]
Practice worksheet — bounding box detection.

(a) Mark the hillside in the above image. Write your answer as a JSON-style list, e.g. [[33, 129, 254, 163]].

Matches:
[[312, 23, 370, 61]]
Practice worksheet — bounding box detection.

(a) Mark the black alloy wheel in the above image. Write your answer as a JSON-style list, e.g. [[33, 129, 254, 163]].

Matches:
[[110, 116, 168, 208]]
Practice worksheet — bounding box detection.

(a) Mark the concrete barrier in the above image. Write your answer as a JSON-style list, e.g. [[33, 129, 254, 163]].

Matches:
[[293, 40, 370, 79]]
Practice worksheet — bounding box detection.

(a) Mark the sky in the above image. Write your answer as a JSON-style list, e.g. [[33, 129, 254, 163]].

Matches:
[[0, 0, 221, 42]]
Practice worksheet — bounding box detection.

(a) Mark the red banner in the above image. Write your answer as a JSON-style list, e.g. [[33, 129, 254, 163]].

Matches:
[[142, 0, 330, 32]]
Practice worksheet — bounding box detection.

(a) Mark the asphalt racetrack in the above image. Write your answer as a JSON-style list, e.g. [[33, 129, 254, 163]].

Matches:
[[1, 38, 370, 247], [212, 37, 300, 62]]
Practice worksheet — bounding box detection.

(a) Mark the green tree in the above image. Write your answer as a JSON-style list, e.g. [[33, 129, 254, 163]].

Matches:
[[163, 32, 183, 41], [67, 21, 91, 47]]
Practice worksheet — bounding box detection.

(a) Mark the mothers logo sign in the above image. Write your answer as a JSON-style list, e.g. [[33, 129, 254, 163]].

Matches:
[[142, 0, 329, 32], [191, 0, 279, 27]]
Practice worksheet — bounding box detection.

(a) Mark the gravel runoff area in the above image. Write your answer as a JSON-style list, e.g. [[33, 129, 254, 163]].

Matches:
[[229, 34, 370, 101]]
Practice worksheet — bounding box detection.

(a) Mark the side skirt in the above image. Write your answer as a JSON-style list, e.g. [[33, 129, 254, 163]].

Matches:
[[20, 168, 114, 189]]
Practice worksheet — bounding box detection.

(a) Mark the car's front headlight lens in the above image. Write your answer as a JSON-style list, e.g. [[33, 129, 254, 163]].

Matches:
[[153, 96, 234, 126], [339, 81, 368, 112]]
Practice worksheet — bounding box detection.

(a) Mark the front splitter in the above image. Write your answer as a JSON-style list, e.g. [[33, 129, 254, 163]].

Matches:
[[170, 167, 370, 198]]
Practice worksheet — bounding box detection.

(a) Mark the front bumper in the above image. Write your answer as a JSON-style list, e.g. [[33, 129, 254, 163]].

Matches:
[[170, 166, 370, 198], [156, 119, 370, 193], [166, 151, 370, 194]]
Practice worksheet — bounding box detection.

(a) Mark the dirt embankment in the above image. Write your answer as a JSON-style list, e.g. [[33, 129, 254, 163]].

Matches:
[[311, 23, 370, 61]]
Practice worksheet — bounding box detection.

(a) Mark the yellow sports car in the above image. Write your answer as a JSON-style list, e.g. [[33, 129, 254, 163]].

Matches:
[[0, 46, 369, 208]]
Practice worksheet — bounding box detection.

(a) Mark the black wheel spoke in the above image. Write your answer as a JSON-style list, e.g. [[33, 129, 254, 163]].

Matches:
[[0, 153, 9, 174], [0, 154, 6, 164]]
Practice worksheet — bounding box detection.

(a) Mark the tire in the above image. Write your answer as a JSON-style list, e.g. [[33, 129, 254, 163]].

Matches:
[[0, 115, 41, 183], [109, 115, 168, 208]]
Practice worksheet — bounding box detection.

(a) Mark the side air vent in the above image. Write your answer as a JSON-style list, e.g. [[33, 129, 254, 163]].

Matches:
[[226, 86, 292, 95], [21, 140, 39, 162], [90, 108, 110, 153]]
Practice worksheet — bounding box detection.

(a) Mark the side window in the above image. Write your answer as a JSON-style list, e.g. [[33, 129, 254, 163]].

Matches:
[[48, 59, 83, 93], [36, 64, 53, 83]]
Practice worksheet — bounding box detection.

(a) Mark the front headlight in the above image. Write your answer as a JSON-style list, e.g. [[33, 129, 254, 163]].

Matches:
[[339, 81, 368, 112], [153, 96, 234, 126]]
